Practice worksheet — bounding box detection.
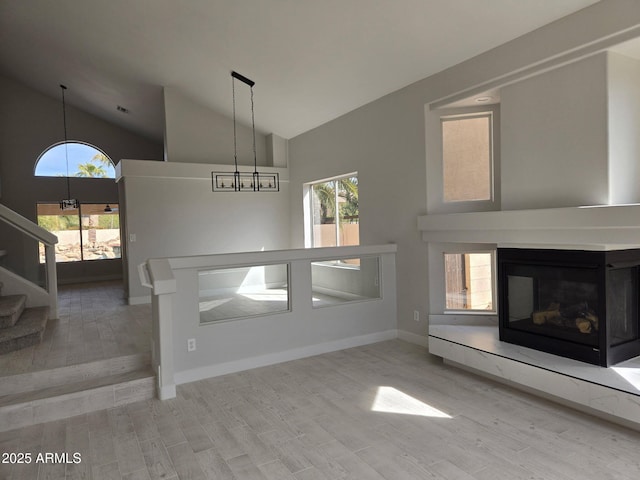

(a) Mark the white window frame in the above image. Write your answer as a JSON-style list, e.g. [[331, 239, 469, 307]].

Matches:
[[36, 202, 121, 264], [425, 104, 500, 214], [303, 172, 358, 249], [443, 249, 497, 314], [441, 111, 493, 203], [34, 141, 116, 178]]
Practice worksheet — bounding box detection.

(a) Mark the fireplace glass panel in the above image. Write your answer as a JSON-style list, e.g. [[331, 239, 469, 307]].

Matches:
[[607, 267, 638, 347], [499, 248, 640, 366], [505, 264, 599, 347]]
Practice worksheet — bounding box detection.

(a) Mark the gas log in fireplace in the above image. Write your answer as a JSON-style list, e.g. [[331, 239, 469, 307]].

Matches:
[[498, 248, 640, 366]]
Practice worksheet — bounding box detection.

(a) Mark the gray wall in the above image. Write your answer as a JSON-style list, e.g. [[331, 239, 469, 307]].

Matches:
[[608, 51, 640, 204], [500, 53, 609, 210], [121, 83, 289, 303], [0, 74, 162, 283], [501, 51, 640, 210], [288, 1, 640, 337], [164, 87, 268, 165], [122, 169, 291, 302], [289, 86, 428, 336]]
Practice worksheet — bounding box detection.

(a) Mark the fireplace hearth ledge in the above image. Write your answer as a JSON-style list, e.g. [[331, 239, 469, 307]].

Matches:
[[429, 323, 640, 431]]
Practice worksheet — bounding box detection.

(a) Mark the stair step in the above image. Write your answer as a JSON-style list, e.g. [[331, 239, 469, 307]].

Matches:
[[0, 306, 47, 354], [0, 368, 156, 432], [0, 352, 151, 397], [0, 294, 26, 329]]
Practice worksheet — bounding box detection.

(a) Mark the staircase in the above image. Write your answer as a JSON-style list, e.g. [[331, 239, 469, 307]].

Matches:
[[0, 282, 157, 432], [0, 285, 49, 354], [0, 281, 157, 432], [0, 205, 157, 432]]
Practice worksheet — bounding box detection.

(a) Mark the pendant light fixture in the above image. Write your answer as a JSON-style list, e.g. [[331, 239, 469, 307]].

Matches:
[[212, 71, 279, 192], [59, 84, 79, 210]]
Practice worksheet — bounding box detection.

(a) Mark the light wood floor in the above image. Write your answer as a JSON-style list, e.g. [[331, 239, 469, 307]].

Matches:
[[1, 339, 639, 479], [0, 281, 151, 377]]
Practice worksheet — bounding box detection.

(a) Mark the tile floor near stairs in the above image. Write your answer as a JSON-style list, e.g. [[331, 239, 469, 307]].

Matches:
[[0, 281, 155, 434], [0, 281, 151, 377]]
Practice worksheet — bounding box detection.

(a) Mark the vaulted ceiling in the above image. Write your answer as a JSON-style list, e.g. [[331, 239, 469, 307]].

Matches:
[[0, 0, 599, 141]]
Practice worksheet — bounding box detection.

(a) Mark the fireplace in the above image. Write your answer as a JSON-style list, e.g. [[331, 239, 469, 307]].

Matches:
[[498, 248, 640, 366]]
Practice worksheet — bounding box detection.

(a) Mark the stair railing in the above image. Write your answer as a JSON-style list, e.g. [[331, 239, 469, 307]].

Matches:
[[0, 203, 58, 318]]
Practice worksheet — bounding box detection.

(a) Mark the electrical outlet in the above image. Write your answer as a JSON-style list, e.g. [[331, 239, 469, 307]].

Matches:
[[129, 233, 136, 243], [413, 310, 420, 322], [187, 338, 196, 352]]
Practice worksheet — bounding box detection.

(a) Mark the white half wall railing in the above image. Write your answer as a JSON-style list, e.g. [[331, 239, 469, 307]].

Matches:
[[140, 244, 398, 400], [0, 203, 58, 318]]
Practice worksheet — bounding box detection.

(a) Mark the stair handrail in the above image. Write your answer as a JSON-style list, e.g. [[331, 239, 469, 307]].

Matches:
[[0, 203, 57, 246], [0, 202, 58, 319]]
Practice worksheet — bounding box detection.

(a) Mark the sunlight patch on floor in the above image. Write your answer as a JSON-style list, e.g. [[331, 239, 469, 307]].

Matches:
[[611, 366, 640, 392], [371, 386, 451, 418]]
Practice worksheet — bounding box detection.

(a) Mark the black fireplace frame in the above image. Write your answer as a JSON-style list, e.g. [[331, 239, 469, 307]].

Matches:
[[498, 248, 640, 366]]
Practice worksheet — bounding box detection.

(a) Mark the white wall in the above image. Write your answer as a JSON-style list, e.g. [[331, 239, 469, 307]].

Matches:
[[288, 1, 640, 337], [608, 52, 640, 204], [119, 160, 290, 301], [500, 53, 609, 210], [163, 87, 267, 166]]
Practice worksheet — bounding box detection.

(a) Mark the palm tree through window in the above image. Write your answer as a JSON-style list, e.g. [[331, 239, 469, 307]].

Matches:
[[309, 175, 359, 248], [34, 142, 116, 178]]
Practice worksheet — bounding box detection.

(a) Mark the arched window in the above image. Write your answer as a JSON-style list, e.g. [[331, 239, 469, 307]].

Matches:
[[34, 142, 116, 178]]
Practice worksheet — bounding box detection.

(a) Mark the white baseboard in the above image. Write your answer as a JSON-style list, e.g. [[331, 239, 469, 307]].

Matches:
[[158, 384, 176, 400], [397, 329, 429, 347], [128, 295, 151, 305], [174, 329, 398, 386]]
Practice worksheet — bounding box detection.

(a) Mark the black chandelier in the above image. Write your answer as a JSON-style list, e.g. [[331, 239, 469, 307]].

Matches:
[[212, 71, 279, 192], [59, 84, 79, 210]]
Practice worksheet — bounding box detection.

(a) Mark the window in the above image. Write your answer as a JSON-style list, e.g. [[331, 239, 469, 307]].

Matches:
[[35, 142, 115, 178], [307, 174, 359, 248], [442, 113, 492, 202], [444, 252, 494, 311], [37, 203, 121, 263]]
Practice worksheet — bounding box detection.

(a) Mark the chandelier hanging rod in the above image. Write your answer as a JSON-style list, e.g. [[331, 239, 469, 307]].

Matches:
[[231, 70, 255, 87], [59, 84, 79, 210]]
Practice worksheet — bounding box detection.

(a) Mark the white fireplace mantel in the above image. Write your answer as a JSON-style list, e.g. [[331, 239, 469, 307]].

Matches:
[[418, 204, 640, 250]]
